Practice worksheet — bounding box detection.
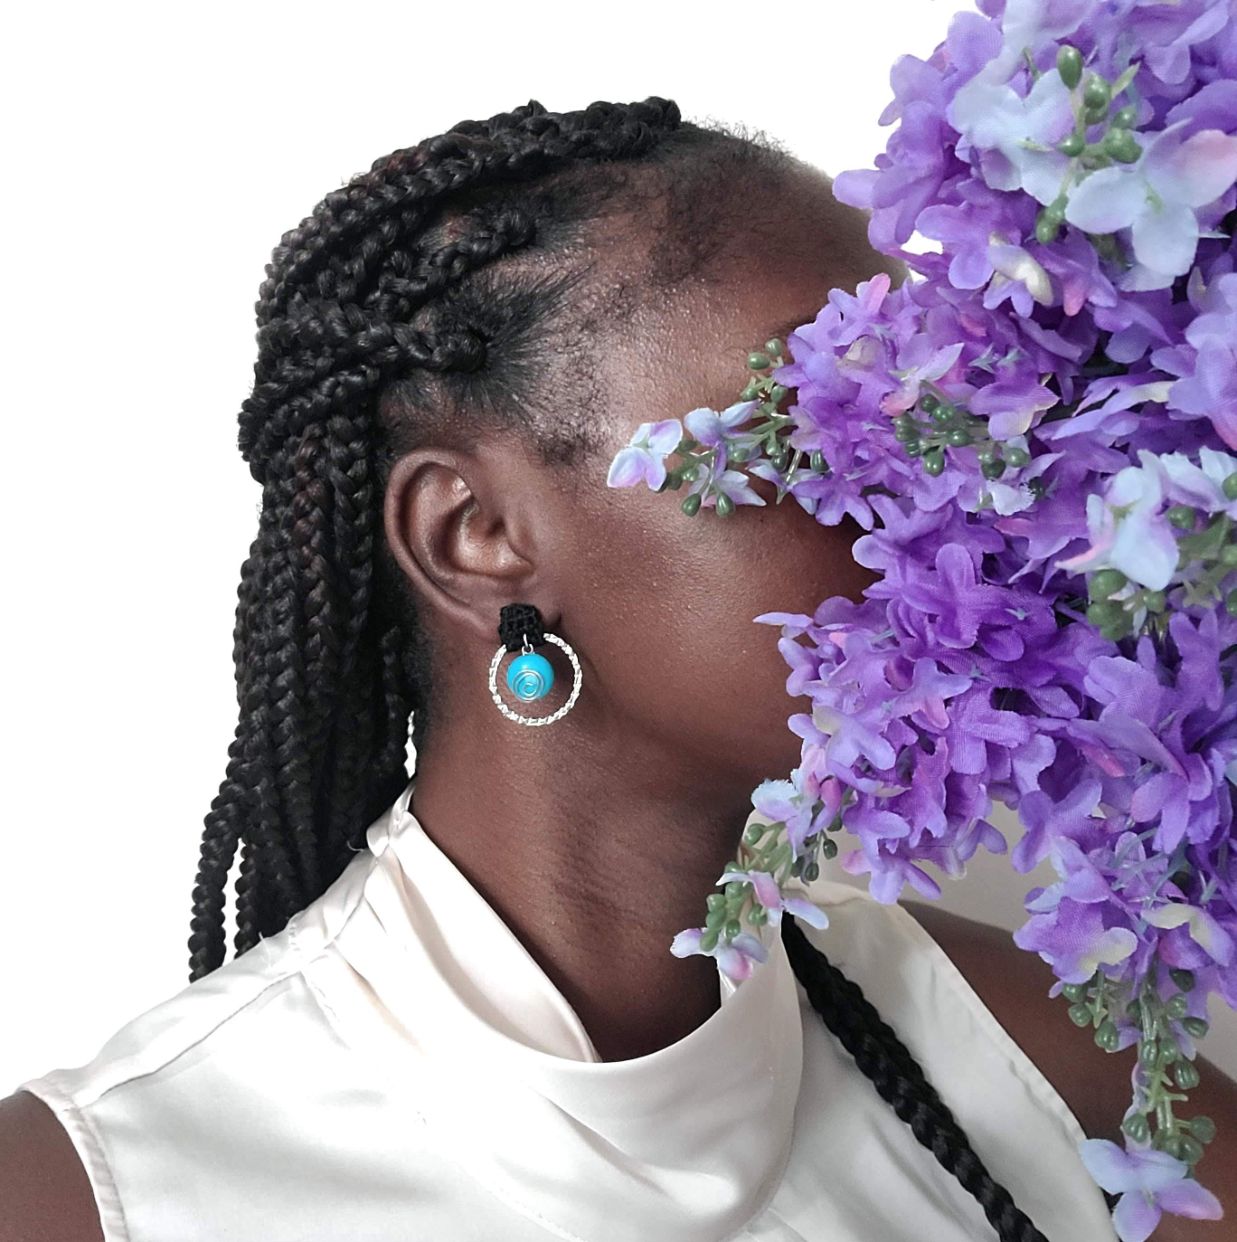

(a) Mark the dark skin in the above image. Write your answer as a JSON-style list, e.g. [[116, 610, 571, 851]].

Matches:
[[3, 163, 1235, 1240], [386, 164, 887, 1061]]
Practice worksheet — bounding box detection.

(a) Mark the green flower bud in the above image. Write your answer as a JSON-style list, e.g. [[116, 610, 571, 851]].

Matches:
[[904, 439, 924, 457], [1103, 128, 1142, 163], [1083, 75, 1112, 114], [724, 919, 742, 939], [748, 351, 771, 371], [981, 457, 1007, 479], [1035, 209, 1061, 245], [1095, 1020, 1120, 1051], [1166, 504, 1197, 530], [1122, 1113, 1150, 1143], [706, 892, 726, 910], [681, 492, 702, 517], [930, 405, 954, 426], [1175, 1059, 1201, 1090], [743, 823, 765, 846], [1189, 1115, 1216, 1143], [1090, 567, 1128, 598], [700, 927, 720, 952], [1170, 967, 1196, 992], [715, 493, 735, 517], [820, 837, 838, 860], [741, 382, 761, 401], [769, 383, 789, 404], [1139, 1038, 1160, 1067], [946, 428, 972, 447], [920, 393, 940, 414], [1223, 472, 1237, 500], [749, 904, 768, 926], [1057, 45, 1083, 88], [809, 450, 826, 472], [1166, 993, 1189, 1020], [666, 471, 684, 489], [1068, 1002, 1092, 1027], [1086, 601, 1121, 628], [804, 861, 821, 881], [1220, 541, 1237, 567], [1158, 1035, 1181, 1064], [894, 423, 919, 442], [1112, 104, 1137, 128], [1062, 982, 1090, 1003], [705, 907, 728, 930], [1005, 445, 1030, 467], [1057, 131, 1085, 157], [1176, 1134, 1205, 1164], [1144, 589, 1167, 613], [1161, 1134, 1187, 1160], [764, 338, 784, 358], [1181, 1016, 1210, 1038]]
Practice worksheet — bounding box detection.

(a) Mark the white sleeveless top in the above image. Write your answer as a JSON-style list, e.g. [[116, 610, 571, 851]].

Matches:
[[17, 779, 1117, 1242]]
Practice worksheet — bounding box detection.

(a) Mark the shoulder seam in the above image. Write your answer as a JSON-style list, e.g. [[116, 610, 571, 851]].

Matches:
[[20, 1075, 132, 1242]]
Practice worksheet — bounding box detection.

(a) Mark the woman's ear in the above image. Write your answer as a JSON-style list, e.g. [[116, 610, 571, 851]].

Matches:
[[381, 444, 541, 646]]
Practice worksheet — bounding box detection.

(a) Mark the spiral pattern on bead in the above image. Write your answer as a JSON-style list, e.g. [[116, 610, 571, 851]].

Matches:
[[506, 652, 554, 701], [488, 632, 581, 727]]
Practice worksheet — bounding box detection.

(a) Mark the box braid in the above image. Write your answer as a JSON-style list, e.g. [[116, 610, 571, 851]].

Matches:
[[190, 94, 1047, 1241]]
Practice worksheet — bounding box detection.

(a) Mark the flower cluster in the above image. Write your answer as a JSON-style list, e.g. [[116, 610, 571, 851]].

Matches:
[[607, 0, 1236, 1235]]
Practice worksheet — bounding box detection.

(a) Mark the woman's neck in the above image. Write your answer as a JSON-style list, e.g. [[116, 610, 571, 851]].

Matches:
[[407, 719, 756, 1061]]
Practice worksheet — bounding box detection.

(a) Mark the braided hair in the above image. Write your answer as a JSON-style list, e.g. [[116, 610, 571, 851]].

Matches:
[[191, 96, 1048, 1241]]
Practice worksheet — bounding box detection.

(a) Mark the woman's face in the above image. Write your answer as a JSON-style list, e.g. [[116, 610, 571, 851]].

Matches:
[[523, 169, 885, 801]]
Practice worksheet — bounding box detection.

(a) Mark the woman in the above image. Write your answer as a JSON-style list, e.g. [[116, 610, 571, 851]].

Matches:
[[3, 97, 1233, 1242]]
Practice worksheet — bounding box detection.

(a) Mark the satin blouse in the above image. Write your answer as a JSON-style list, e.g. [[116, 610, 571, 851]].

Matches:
[[16, 778, 1118, 1241]]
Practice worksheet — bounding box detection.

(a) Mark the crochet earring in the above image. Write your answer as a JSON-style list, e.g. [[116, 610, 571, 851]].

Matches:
[[488, 602, 582, 727]]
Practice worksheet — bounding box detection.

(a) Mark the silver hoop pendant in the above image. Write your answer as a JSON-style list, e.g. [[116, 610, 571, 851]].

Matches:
[[488, 631, 583, 726]]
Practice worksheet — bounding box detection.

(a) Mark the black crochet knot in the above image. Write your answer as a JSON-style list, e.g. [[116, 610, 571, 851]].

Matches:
[[498, 602, 546, 651]]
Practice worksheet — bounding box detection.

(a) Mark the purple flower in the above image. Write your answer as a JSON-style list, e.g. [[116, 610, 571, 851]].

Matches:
[[683, 398, 761, 451], [1054, 454, 1181, 590], [669, 925, 769, 984], [719, 868, 831, 931], [606, 418, 683, 491], [1064, 126, 1237, 290], [1078, 1139, 1223, 1242], [1014, 897, 1139, 984], [750, 777, 817, 857], [1155, 271, 1237, 450]]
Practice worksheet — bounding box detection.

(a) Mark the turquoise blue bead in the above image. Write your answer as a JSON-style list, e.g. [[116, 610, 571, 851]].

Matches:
[[506, 651, 554, 701]]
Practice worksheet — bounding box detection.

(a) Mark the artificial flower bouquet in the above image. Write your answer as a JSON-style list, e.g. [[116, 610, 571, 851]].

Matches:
[[607, 1, 1236, 1237]]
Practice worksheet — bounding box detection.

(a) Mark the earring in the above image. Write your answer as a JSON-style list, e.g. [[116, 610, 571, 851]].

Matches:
[[488, 602, 582, 727]]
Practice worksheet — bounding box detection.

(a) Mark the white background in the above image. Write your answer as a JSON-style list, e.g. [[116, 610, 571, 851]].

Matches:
[[4, 0, 1233, 1090]]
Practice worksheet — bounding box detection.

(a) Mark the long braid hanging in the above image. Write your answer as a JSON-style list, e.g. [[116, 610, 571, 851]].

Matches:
[[192, 95, 1046, 1241], [783, 915, 1050, 1242]]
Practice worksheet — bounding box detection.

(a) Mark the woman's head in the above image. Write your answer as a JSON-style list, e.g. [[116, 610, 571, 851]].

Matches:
[[202, 96, 890, 979]]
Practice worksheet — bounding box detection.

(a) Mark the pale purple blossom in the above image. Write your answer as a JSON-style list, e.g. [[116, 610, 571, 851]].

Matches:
[[1078, 1139, 1222, 1242], [669, 925, 769, 984], [606, 418, 683, 490], [1064, 126, 1237, 290]]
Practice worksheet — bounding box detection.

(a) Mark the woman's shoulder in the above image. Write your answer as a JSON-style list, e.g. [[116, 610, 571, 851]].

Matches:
[[798, 878, 1115, 1141], [0, 1087, 104, 1242], [5, 849, 378, 1242]]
